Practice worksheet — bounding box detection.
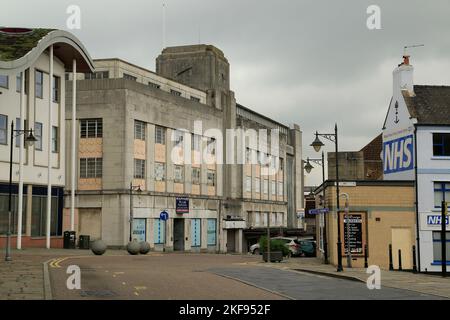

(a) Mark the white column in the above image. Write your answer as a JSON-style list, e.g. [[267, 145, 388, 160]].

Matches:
[[17, 71, 25, 249], [46, 45, 53, 249], [71, 59, 77, 231]]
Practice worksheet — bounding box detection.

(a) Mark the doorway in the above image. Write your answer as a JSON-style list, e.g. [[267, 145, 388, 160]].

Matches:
[[173, 219, 185, 251], [227, 230, 236, 253], [391, 227, 413, 270]]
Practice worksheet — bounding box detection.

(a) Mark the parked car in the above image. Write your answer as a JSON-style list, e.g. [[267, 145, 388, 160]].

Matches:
[[250, 237, 301, 256], [297, 239, 316, 257]]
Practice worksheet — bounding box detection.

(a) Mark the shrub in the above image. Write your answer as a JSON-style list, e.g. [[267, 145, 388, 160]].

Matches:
[[259, 236, 290, 256]]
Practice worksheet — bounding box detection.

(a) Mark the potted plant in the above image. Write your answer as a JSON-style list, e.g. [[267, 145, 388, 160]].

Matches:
[[259, 236, 290, 262]]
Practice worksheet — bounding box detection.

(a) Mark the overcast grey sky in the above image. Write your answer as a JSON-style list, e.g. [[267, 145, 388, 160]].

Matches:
[[3, 0, 450, 185]]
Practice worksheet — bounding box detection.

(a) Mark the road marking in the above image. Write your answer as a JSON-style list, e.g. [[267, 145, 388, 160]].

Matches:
[[134, 286, 147, 291], [134, 292, 139, 296], [49, 257, 69, 268], [122, 282, 126, 285]]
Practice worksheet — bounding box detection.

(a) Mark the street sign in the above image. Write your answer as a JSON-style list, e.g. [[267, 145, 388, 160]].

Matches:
[[160, 210, 169, 221], [308, 208, 330, 215], [176, 197, 189, 214]]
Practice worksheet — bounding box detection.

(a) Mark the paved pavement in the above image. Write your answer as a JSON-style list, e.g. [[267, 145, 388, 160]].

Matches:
[[210, 266, 443, 300], [264, 257, 450, 299]]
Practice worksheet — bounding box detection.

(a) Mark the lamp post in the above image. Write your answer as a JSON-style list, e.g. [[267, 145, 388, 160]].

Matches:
[[310, 124, 343, 272], [129, 182, 142, 242], [304, 151, 328, 264], [5, 121, 37, 261]]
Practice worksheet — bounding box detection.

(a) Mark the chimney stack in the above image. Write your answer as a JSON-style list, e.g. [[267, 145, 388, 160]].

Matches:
[[393, 55, 414, 96]]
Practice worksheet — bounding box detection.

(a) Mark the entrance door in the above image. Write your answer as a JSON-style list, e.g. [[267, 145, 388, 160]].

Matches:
[[173, 219, 185, 251], [227, 230, 236, 253], [392, 227, 413, 270]]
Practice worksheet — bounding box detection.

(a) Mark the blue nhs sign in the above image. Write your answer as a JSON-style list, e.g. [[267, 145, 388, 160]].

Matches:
[[383, 135, 414, 174]]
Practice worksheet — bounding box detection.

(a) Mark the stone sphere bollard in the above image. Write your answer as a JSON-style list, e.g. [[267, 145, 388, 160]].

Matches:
[[91, 240, 107, 256], [139, 241, 151, 254], [127, 240, 140, 255]]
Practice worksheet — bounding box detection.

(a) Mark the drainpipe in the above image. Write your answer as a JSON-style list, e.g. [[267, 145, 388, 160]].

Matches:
[[414, 124, 421, 272]]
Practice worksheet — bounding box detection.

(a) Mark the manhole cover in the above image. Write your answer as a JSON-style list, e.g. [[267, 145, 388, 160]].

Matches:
[[80, 290, 116, 297]]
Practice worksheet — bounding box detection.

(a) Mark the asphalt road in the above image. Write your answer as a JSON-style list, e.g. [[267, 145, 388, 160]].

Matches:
[[48, 253, 444, 300]]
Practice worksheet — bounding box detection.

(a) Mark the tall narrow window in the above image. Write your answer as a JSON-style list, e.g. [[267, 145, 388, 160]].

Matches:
[[52, 126, 58, 153], [174, 165, 184, 183], [255, 177, 260, 193], [0, 114, 7, 145], [16, 72, 28, 93], [134, 159, 146, 179], [0, 75, 8, 89], [192, 134, 201, 151], [192, 168, 201, 185], [154, 219, 166, 244], [154, 162, 166, 181], [52, 76, 60, 103], [155, 126, 166, 145], [191, 219, 201, 247], [207, 219, 217, 246], [34, 122, 43, 150], [134, 120, 146, 140], [35, 70, 43, 98], [207, 170, 216, 186]]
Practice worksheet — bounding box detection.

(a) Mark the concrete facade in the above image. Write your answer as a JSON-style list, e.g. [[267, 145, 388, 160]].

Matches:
[[65, 45, 304, 252]]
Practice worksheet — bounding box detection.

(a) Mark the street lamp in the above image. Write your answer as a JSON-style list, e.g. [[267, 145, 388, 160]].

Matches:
[[5, 121, 37, 261], [310, 124, 343, 272], [129, 182, 142, 242], [304, 152, 328, 264]]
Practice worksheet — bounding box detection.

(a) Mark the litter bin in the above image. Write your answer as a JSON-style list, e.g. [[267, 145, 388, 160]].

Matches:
[[79, 235, 90, 249], [63, 231, 76, 249]]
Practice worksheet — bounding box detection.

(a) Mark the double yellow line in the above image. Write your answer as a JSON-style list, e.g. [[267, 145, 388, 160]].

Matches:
[[49, 257, 69, 268]]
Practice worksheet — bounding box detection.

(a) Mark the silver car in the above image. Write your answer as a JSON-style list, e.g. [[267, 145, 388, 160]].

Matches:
[[250, 237, 301, 256]]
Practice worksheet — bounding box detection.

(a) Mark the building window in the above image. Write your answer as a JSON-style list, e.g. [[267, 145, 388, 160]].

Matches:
[[271, 212, 276, 226], [207, 219, 217, 246], [191, 218, 201, 247], [16, 72, 28, 93], [207, 170, 216, 186], [52, 126, 58, 153], [52, 76, 60, 103], [85, 71, 109, 79], [271, 181, 276, 195], [0, 75, 8, 88], [170, 89, 181, 96], [263, 179, 269, 194], [154, 219, 165, 244], [134, 120, 146, 140], [278, 182, 283, 196], [434, 182, 450, 208], [155, 126, 166, 145], [262, 212, 268, 226], [433, 133, 450, 157], [192, 134, 201, 151], [148, 82, 161, 89], [80, 158, 102, 178], [123, 73, 137, 81], [433, 231, 450, 264], [255, 177, 260, 193], [190, 96, 200, 102], [277, 213, 284, 226], [173, 130, 184, 147], [154, 162, 166, 181], [134, 159, 146, 179], [174, 165, 184, 183], [0, 115, 7, 145], [207, 137, 216, 156], [34, 122, 43, 150], [245, 176, 252, 192], [31, 195, 60, 237], [35, 70, 43, 98], [192, 167, 201, 185], [279, 158, 284, 171], [80, 119, 102, 138]]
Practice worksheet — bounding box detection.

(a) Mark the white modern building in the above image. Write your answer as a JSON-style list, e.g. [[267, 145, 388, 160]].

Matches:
[[383, 55, 450, 272], [0, 27, 93, 248]]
